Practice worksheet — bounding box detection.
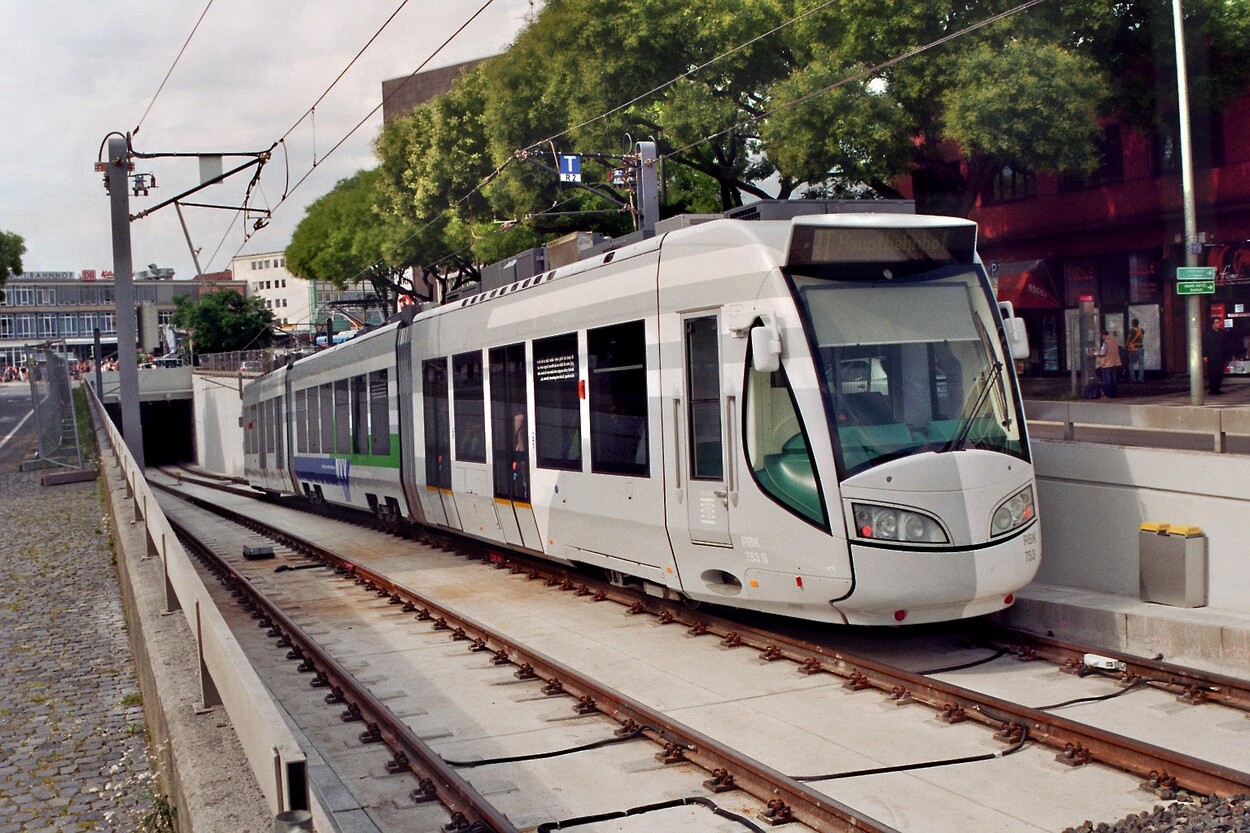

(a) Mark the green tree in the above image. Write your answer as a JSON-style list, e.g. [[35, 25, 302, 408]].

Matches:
[[171, 290, 273, 355], [0, 229, 25, 301], [286, 169, 419, 311], [370, 0, 1250, 266]]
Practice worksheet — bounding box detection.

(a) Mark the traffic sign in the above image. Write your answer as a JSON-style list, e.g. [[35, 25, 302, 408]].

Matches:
[[1176, 266, 1215, 281], [558, 154, 581, 183], [1176, 280, 1215, 295]]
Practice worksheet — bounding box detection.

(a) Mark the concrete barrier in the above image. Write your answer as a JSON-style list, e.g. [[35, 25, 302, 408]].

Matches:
[[88, 387, 334, 830]]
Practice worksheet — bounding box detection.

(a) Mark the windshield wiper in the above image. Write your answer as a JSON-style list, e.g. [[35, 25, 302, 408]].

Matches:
[[940, 359, 1003, 453]]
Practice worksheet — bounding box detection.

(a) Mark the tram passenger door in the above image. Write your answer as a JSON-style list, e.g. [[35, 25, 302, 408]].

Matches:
[[421, 358, 458, 529], [680, 314, 732, 547], [490, 344, 541, 550]]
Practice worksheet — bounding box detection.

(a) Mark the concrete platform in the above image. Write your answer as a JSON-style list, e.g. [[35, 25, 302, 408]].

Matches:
[[996, 582, 1250, 681]]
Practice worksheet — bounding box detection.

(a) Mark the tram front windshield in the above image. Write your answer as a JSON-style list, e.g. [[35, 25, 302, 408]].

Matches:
[[792, 266, 1025, 477]]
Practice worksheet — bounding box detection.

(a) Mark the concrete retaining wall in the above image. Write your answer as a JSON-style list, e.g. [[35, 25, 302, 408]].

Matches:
[[193, 373, 244, 477], [1033, 438, 1250, 615]]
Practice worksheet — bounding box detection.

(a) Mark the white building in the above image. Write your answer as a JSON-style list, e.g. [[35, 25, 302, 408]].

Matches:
[[231, 252, 378, 339]]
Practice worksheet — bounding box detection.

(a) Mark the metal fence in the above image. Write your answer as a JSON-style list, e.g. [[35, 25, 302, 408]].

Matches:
[[27, 348, 85, 471]]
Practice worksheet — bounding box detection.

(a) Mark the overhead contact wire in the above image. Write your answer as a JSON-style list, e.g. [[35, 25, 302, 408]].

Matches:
[[133, 0, 216, 136], [224, 0, 501, 267]]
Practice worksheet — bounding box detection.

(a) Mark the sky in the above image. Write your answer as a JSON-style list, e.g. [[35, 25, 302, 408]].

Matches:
[[0, 0, 539, 279]]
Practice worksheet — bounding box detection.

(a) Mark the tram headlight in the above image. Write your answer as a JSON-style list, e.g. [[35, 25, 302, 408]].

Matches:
[[852, 503, 948, 544], [991, 486, 1035, 537]]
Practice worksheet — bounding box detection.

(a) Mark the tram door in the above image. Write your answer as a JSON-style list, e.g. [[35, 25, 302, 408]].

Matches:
[[490, 344, 541, 550], [395, 325, 426, 524], [421, 358, 459, 529], [681, 314, 732, 547]]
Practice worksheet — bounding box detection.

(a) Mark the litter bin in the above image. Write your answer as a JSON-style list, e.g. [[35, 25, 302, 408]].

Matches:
[[1139, 522, 1207, 607]]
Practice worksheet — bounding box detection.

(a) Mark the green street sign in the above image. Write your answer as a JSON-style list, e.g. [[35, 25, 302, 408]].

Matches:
[[1176, 266, 1216, 281], [1176, 280, 1215, 295]]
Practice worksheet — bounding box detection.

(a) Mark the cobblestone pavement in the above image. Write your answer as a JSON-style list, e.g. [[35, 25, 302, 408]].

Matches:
[[0, 463, 159, 831]]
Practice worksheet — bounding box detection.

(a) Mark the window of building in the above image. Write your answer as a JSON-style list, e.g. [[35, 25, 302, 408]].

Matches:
[[533, 333, 581, 470], [0, 317, 11, 337], [1153, 110, 1226, 175], [588, 321, 648, 476], [453, 351, 486, 463], [1059, 126, 1123, 191], [1063, 259, 1099, 306], [982, 162, 1037, 205]]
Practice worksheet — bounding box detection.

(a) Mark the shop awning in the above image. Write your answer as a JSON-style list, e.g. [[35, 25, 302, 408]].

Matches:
[[995, 259, 1060, 309]]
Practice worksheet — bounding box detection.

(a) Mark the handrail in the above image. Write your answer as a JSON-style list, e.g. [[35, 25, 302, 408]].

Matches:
[[1024, 399, 1250, 453]]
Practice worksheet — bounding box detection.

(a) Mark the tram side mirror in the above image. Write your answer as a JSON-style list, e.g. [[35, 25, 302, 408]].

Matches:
[[999, 302, 1030, 360], [751, 323, 781, 372]]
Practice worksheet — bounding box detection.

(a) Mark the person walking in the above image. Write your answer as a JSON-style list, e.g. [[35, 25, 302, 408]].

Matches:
[[1203, 317, 1227, 395], [1097, 329, 1122, 398], [1127, 318, 1145, 383]]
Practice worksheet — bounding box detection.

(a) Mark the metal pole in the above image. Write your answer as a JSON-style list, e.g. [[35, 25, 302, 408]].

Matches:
[[1173, 0, 1203, 405], [106, 135, 146, 467], [174, 201, 205, 277], [93, 327, 103, 397]]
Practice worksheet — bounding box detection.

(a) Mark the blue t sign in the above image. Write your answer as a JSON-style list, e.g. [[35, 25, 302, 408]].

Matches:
[[558, 154, 582, 183]]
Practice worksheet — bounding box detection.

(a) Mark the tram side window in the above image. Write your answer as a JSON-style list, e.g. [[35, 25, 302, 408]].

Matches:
[[351, 374, 369, 454], [295, 389, 308, 454], [334, 379, 350, 454], [307, 387, 321, 454], [319, 383, 335, 454], [452, 352, 485, 463], [533, 333, 581, 471], [370, 370, 390, 457], [745, 355, 825, 527], [588, 321, 648, 477]]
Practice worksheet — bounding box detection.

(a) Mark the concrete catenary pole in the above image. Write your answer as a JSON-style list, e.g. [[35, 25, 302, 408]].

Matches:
[[1173, 0, 1204, 406], [106, 135, 146, 467], [636, 141, 659, 238]]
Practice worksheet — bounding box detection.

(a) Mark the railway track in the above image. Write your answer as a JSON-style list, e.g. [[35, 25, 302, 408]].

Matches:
[[156, 469, 1250, 830], [157, 478, 892, 833]]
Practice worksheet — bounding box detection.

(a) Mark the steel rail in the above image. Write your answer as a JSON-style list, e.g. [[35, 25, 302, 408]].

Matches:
[[160, 474, 1250, 799], [977, 625, 1250, 714], [156, 481, 900, 833], [164, 512, 521, 833]]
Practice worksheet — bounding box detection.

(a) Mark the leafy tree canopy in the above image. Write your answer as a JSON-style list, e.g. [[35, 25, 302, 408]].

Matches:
[[366, 0, 1250, 265], [0, 229, 25, 301], [171, 289, 274, 355], [285, 168, 420, 310]]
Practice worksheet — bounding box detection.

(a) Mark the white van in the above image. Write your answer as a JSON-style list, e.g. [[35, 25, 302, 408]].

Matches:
[[840, 357, 888, 395]]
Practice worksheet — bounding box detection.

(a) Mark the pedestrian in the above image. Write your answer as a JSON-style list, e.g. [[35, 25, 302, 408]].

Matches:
[[1127, 318, 1145, 383], [1203, 316, 1227, 395], [1097, 329, 1122, 398]]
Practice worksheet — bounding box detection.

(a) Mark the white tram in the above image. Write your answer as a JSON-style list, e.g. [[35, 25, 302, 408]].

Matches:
[[244, 212, 1040, 625]]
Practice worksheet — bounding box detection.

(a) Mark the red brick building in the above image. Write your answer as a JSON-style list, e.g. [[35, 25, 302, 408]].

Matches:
[[948, 93, 1250, 377]]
